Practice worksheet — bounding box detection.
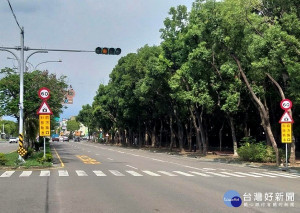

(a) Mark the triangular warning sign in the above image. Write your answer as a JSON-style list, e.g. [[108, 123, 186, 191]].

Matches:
[[37, 101, 53, 115], [279, 111, 294, 123]]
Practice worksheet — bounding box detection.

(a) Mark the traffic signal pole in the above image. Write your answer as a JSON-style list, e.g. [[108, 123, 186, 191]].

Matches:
[[1, 31, 121, 160], [18, 27, 25, 162]]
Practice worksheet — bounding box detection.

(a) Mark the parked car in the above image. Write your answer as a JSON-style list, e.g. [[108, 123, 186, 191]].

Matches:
[[9, 137, 18, 143], [74, 136, 80, 142], [63, 136, 69, 142], [52, 137, 59, 142]]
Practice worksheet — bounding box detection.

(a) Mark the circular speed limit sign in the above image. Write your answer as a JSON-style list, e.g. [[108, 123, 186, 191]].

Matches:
[[38, 87, 50, 100], [280, 99, 292, 111]]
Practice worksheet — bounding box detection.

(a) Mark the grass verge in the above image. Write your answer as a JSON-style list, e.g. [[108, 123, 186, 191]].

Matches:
[[0, 142, 53, 169]]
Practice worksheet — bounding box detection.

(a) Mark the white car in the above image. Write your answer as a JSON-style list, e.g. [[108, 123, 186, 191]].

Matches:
[[9, 137, 18, 143]]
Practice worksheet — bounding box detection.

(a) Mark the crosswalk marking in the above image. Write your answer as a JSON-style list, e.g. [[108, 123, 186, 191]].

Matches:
[[0, 171, 15, 177], [189, 171, 211, 177], [126, 171, 143, 176], [76, 170, 88, 176], [269, 172, 300, 177], [20, 171, 32, 177], [58, 170, 69, 177], [173, 171, 194, 176], [220, 172, 245, 177], [109, 170, 125, 176], [234, 172, 262, 177], [206, 172, 229, 177], [157, 171, 177, 176], [0, 170, 299, 178], [40, 171, 50, 176], [142, 171, 161, 176], [263, 172, 298, 178], [93, 171, 106, 176], [250, 172, 277, 178]]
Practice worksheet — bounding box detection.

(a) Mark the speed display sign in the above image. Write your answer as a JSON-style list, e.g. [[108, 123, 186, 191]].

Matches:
[[38, 87, 50, 100]]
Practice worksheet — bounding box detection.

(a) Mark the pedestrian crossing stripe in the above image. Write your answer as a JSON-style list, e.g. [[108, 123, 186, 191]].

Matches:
[[0, 170, 299, 178]]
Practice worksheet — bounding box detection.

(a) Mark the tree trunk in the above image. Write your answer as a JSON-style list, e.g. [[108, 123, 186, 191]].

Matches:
[[190, 108, 202, 153], [151, 123, 156, 148], [228, 115, 238, 156], [232, 55, 279, 165], [169, 116, 174, 151], [219, 122, 224, 152], [159, 119, 163, 148]]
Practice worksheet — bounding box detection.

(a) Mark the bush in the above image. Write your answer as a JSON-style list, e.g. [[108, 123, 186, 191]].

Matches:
[[0, 153, 8, 165], [37, 153, 52, 164], [238, 138, 276, 163]]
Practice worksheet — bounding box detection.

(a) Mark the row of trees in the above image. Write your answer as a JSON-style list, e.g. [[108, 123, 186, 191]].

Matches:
[[80, 0, 299, 165], [0, 120, 18, 138], [0, 68, 68, 149]]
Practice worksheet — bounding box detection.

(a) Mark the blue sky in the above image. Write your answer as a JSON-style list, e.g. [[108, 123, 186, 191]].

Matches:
[[0, 0, 194, 121]]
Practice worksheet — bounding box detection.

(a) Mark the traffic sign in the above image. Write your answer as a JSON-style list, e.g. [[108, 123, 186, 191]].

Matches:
[[279, 111, 294, 123], [281, 123, 292, 143], [37, 101, 53, 115], [39, 115, 51, 136], [280, 99, 292, 111], [38, 87, 50, 100]]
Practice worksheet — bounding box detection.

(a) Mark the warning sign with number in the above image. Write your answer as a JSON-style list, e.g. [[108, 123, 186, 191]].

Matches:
[[39, 115, 51, 136], [281, 123, 292, 143]]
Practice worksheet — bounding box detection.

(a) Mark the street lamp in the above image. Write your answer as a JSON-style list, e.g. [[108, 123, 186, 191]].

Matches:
[[7, 57, 35, 71], [35, 59, 62, 70]]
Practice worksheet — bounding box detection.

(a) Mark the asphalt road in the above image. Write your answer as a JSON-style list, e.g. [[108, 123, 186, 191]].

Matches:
[[0, 141, 299, 213]]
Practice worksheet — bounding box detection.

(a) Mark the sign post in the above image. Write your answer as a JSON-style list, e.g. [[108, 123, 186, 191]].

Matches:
[[279, 99, 293, 169], [37, 87, 53, 158]]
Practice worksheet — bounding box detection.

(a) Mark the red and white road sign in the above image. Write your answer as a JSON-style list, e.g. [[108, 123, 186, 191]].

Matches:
[[280, 99, 292, 111], [38, 87, 50, 100], [37, 101, 53, 115], [279, 111, 294, 123]]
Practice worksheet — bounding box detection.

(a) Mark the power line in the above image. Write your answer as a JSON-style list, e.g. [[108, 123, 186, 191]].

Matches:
[[6, 0, 22, 32]]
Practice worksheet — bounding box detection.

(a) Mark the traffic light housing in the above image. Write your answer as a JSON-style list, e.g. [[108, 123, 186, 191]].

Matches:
[[95, 47, 121, 55]]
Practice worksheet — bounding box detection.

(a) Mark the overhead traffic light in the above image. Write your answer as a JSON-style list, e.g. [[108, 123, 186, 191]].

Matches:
[[95, 47, 121, 55]]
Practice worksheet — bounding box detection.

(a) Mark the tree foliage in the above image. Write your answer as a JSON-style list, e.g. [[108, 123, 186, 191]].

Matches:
[[82, 0, 300, 164]]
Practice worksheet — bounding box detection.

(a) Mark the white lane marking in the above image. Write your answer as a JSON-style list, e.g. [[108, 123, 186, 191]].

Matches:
[[205, 172, 229, 177], [88, 151, 91, 153], [250, 172, 277, 178], [40, 171, 50, 176], [107, 158, 114, 160], [58, 170, 69, 177], [234, 172, 262, 177], [173, 171, 194, 176], [157, 171, 177, 176], [109, 170, 125, 176], [93, 171, 107, 176], [202, 168, 216, 171], [76, 170, 88, 176], [220, 172, 245, 177], [126, 171, 143, 176], [96, 154, 100, 155], [126, 165, 138, 170], [20, 171, 32, 177], [0, 171, 15, 177], [263, 172, 298, 178], [151, 158, 165, 162], [118, 151, 125, 153], [142, 171, 161, 176], [190, 171, 211, 177]]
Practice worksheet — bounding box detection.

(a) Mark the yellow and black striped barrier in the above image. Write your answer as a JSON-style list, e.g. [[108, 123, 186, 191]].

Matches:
[[17, 133, 27, 157]]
